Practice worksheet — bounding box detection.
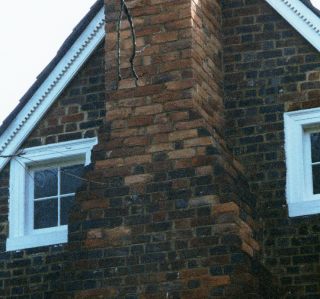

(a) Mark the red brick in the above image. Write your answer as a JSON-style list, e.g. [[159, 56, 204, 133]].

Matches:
[[168, 148, 196, 159], [61, 113, 84, 123], [146, 123, 172, 135], [164, 99, 194, 111], [147, 143, 174, 153], [106, 108, 132, 121], [168, 129, 198, 141], [212, 202, 240, 216], [125, 154, 152, 165], [165, 79, 194, 90], [124, 136, 149, 146], [125, 174, 153, 185], [128, 115, 153, 127], [135, 104, 163, 115], [180, 268, 208, 279], [152, 32, 178, 44]]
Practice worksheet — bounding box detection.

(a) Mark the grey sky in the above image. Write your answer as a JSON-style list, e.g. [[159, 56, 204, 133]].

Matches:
[[311, 0, 320, 9], [0, 0, 97, 124]]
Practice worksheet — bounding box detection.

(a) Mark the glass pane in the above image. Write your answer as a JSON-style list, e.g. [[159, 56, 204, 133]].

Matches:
[[61, 196, 75, 225], [34, 168, 58, 198], [312, 164, 320, 194], [311, 132, 320, 162], [34, 198, 58, 229], [61, 164, 84, 194]]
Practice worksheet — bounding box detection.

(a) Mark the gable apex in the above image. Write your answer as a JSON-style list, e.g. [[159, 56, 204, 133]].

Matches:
[[0, 1, 105, 171]]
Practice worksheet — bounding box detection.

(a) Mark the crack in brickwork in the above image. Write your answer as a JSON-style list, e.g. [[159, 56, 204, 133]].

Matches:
[[63, 0, 274, 298]]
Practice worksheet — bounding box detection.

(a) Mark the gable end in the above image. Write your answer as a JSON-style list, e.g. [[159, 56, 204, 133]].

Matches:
[[0, 7, 105, 171]]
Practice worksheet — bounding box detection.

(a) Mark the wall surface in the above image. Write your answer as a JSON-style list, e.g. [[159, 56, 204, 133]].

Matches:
[[0, 42, 105, 298], [5, 0, 320, 297], [59, 0, 275, 298], [222, 0, 320, 297]]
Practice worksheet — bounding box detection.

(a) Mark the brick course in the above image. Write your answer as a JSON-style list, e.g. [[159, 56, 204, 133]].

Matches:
[[3, 0, 316, 297], [59, 0, 275, 298], [223, 0, 320, 297], [0, 42, 105, 298]]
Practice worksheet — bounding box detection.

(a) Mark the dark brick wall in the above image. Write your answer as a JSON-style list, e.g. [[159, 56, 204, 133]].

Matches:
[[222, 0, 320, 297], [24, 42, 105, 148], [0, 42, 104, 298]]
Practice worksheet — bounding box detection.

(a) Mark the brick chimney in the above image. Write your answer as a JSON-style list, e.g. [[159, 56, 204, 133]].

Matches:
[[62, 0, 276, 297]]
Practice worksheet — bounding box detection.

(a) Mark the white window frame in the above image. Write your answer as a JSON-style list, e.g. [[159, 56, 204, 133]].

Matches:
[[6, 137, 97, 251], [285, 107, 320, 217]]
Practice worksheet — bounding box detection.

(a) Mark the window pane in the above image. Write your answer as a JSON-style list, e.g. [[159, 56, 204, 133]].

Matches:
[[34, 169, 58, 198], [61, 164, 84, 194], [312, 164, 320, 194], [34, 198, 58, 229], [61, 196, 75, 225], [311, 132, 320, 162]]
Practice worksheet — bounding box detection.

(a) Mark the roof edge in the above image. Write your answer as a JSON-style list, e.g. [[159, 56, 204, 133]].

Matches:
[[265, 0, 320, 52], [0, 5, 105, 171], [301, 0, 320, 18], [0, 0, 104, 135]]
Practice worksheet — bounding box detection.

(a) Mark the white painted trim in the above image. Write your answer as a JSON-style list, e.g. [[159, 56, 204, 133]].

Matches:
[[284, 107, 320, 217], [18, 137, 98, 166], [7, 227, 68, 251], [289, 200, 320, 217], [6, 137, 97, 251], [265, 0, 320, 52], [0, 8, 105, 171]]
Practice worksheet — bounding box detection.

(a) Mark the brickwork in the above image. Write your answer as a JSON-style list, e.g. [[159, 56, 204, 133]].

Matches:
[[223, 0, 320, 297], [0, 42, 105, 298], [0, 0, 308, 297], [58, 0, 275, 298], [24, 42, 105, 148]]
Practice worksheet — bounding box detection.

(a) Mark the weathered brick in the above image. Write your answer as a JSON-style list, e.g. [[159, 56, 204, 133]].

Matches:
[[124, 174, 153, 185], [168, 129, 198, 141], [107, 108, 132, 122], [147, 143, 174, 153], [95, 158, 124, 169], [128, 115, 153, 127], [135, 104, 163, 116], [168, 148, 196, 159], [212, 202, 240, 216], [124, 154, 152, 165], [152, 32, 178, 44], [166, 79, 194, 91]]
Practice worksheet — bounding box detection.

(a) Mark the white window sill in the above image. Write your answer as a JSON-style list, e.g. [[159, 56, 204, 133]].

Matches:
[[6, 226, 67, 251], [288, 200, 320, 217]]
